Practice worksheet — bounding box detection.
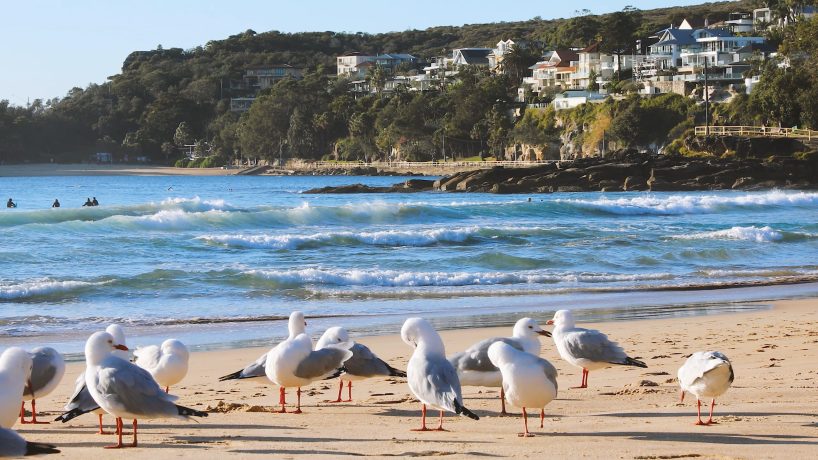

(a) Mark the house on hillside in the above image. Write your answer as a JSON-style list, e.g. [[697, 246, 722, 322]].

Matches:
[[337, 52, 377, 78], [570, 43, 634, 90], [451, 48, 493, 67], [520, 49, 578, 98], [243, 65, 303, 90], [552, 90, 607, 111]]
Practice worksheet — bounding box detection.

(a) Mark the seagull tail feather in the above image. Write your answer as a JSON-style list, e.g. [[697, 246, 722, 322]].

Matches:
[[54, 407, 92, 423], [25, 442, 60, 455], [453, 399, 480, 420], [623, 357, 647, 368], [176, 405, 209, 418], [218, 370, 244, 381], [387, 365, 407, 378]]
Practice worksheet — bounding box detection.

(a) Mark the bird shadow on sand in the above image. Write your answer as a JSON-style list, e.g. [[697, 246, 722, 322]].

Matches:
[[230, 449, 501, 457], [372, 407, 506, 420], [549, 431, 818, 445], [50, 441, 211, 450], [597, 411, 817, 418], [142, 423, 296, 431]]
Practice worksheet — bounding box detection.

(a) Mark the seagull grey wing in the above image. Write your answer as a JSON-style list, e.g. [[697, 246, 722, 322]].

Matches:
[[450, 337, 520, 373], [538, 357, 559, 390], [344, 343, 391, 377], [563, 329, 628, 364], [96, 358, 177, 417], [65, 381, 99, 412], [293, 348, 353, 380], [423, 356, 462, 412], [242, 352, 268, 378], [26, 350, 59, 396]]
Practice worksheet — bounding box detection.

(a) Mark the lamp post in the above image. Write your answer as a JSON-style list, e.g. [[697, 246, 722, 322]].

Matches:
[[704, 58, 710, 137]]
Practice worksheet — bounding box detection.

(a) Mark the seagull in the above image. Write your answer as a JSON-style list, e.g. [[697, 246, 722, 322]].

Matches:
[[401, 318, 479, 431], [55, 324, 128, 434], [21, 347, 66, 424], [0, 348, 33, 429], [678, 351, 734, 425], [83, 331, 208, 448], [134, 339, 190, 393], [448, 318, 550, 414], [487, 341, 558, 437], [219, 311, 307, 409], [547, 309, 646, 388], [0, 427, 60, 457], [265, 325, 352, 414], [316, 327, 406, 403]]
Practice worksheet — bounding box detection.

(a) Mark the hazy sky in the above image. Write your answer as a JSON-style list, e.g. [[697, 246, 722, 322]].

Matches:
[[0, 0, 708, 105]]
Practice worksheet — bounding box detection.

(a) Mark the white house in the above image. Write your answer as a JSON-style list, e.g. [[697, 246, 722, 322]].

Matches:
[[337, 52, 377, 78], [552, 90, 607, 111], [521, 49, 579, 95]]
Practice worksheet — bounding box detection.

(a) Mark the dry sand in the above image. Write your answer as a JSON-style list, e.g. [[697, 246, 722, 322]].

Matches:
[[0, 164, 240, 177], [14, 298, 818, 459]]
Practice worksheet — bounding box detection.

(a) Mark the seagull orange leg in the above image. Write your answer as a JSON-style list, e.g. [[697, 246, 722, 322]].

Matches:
[[694, 399, 706, 425], [292, 387, 303, 414], [518, 407, 533, 437], [345, 381, 353, 402], [130, 419, 138, 447], [28, 399, 49, 424], [540, 408, 545, 428], [434, 410, 448, 431], [105, 417, 124, 449], [500, 388, 509, 416], [411, 404, 430, 431], [276, 387, 287, 413], [572, 369, 589, 389], [706, 399, 718, 425], [97, 413, 111, 435]]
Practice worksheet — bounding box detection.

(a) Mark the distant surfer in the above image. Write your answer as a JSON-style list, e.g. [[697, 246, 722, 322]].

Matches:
[[6, 198, 16, 208], [52, 199, 60, 208], [82, 197, 93, 207], [92, 197, 99, 206]]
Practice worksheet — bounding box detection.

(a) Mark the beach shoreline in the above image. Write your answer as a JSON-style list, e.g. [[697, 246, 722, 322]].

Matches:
[[0, 163, 240, 177], [14, 296, 818, 458]]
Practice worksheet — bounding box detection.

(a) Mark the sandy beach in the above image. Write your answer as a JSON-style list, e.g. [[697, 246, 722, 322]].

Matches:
[[0, 163, 240, 177], [12, 297, 818, 459]]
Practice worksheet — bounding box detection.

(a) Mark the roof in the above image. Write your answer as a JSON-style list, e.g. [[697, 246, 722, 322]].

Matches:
[[342, 51, 373, 57], [580, 42, 601, 54], [377, 53, 417, 60], [454, 48, 493, 65], [552, 49, 579, 66]]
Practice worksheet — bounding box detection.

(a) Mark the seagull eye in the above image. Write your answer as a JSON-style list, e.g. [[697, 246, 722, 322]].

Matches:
[[528, 326, 533, 329]]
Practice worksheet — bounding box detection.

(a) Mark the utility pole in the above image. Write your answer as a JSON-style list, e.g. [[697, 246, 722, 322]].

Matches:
[[704, 58, 710, 136]]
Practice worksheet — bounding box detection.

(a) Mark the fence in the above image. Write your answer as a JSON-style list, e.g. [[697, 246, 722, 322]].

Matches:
[[288, 160, 557, 170], [695, 125, 818, 141]]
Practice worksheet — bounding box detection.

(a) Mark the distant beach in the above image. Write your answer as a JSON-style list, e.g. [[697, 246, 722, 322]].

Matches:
[[0, 163, 239, 177]]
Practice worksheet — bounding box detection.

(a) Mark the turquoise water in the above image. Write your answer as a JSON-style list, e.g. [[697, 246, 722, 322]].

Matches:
[[1, 175, 818, 355]]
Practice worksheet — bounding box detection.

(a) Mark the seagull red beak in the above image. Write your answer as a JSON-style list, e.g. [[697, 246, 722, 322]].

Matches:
[[546, 319, 554, 325], [537, 330, 552, 337], [114, 344, 129, 351]]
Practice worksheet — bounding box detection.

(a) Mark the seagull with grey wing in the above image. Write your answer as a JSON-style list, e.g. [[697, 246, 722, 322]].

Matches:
[[547, 309, 646, 388], [83, 331, 207, 449], [678, 351, 734, 425], [21, 347, 65, 424], [401, 318, 479, 431], [448, 318, 550, 415], [316, 327, 406, 403], [0, 427, 60, 457], [264, 324, 353, 413]]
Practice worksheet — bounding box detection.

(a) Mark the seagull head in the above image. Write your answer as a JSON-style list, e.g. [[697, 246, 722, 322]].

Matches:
[[316, 326, 351, 350], [513, 317, 551, 338], [85, 331, 129, 366], [105, 324, 127, 347], [401, 318, 445, 355], [161, 339, 189, 358], [0, 347, 33, 387], [288, 311, 307, 338], [546, 309, 574, 329]]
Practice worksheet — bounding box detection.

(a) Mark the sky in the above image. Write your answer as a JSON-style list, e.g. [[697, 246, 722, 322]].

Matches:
[[0, 0, 709, 106]]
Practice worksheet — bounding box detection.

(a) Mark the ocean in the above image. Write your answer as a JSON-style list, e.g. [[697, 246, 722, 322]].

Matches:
[[2, 175, 817, 358]]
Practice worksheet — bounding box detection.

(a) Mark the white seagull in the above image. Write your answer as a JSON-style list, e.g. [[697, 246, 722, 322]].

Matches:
[[219, 311, 307, 410], [134, 339, 190, 393], [487, 341, 558, 437], [448, 318, 550, 414], [83, 331, 208, 449], [678, 351, 734, 425], [0, 427, 60, 457], [401, 318, 479, 431], [21, 347, 66, 424], [316, 327, 406, 403], [0, 348, 33, 429], [265, 325, 353, 413], [547, 309, 646, 388], [56, 324, 128, 434]]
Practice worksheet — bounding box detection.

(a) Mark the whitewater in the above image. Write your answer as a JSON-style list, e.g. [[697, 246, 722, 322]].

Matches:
[[1, 174, 817, 354]]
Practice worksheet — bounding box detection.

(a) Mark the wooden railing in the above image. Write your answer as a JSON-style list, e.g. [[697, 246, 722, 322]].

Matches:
[[696, 125, 818, 140], [288, 160, 557, 170]]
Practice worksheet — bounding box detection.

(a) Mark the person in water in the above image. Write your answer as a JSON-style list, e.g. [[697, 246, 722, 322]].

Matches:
[[52, 199, 60, 208], [6, 198, 16, 208], [91, 197, 99, 206], [83, 197, 93, 207]]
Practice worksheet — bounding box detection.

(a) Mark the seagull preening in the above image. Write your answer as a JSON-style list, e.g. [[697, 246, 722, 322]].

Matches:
[[316, 327, 406, 403], [448, 318, 550, 414], [134, 339, 190, 393], [0, 347, 33, 429], [547, 310, 646, 388], [401, 318, 479, 431], [56, 324, 128, 434], [219, 311, 308, 411], [487, 341, 558, 437], [0, 427, 60, 457], [678, 351, 734, 425], [83, 331, 207, 448], [21, 347, 65, 425]]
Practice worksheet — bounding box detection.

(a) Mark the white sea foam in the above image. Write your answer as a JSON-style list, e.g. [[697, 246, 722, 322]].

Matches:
[[679, 226, 784, 243], [560, 190, 818, 215], [0, 279, 103, 300], [245, 268, 674, 287]]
